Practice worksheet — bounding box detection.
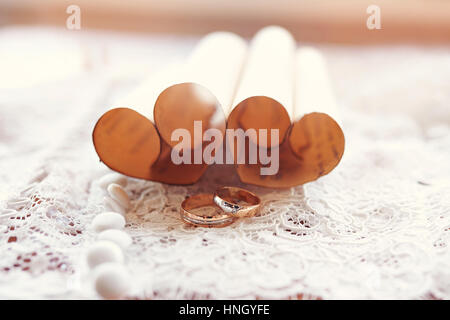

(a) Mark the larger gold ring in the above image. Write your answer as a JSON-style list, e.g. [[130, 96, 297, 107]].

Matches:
[[213, 186, 261, 218], [180, 193, 238, 228]]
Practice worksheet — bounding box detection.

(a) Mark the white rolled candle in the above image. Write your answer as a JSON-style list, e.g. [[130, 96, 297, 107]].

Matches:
[[289, 47, 345, 180], [293, 47, 340, 122], [228, 26, 296, 148], [118, 32, 247, 122], [116, 63, 184, 123], [154, 32, 248, 149], [185, 32, 248, 115]]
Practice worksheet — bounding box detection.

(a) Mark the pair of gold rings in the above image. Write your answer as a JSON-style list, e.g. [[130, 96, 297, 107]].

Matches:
[[180, 186, 261, 228]]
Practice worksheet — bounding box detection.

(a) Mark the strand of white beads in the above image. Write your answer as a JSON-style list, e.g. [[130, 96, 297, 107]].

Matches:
[[86, 174, 133, 299]]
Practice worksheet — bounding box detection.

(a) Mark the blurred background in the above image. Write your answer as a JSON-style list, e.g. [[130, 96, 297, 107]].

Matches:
[[1, 0, 450, 43], [0, 0, 449, 123]]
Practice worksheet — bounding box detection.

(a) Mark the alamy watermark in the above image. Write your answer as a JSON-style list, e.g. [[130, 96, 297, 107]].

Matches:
[[171, 121, 280, 176], [66, 4, 81, 30], [366, 5, 381, 30], [65, 4, 381, 32]]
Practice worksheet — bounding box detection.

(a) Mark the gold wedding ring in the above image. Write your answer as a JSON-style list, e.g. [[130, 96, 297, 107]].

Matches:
[[180, 193, 238, 228], [213, 186, 261, 218], [180, 187, 261, 228]]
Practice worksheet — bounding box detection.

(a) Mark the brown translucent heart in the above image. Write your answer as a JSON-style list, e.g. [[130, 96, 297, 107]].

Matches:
[[227, 96, 291, 148], [227, 31, 345, 188], [289, 112, 345, 177], [154, 83, 226, 150], [93, 83, 226, 185], [93, 107, 209, 184], [92, 107, 161, 179], [235, 113, 345, 188]]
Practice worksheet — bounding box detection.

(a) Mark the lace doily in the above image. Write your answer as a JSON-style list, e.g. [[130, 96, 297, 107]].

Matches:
[[0, 27, 449, 299]]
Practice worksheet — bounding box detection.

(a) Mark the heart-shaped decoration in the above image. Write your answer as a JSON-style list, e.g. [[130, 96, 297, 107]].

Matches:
[[92, 82, 226, 185], [234, 112, 345, 188], [92, 107, 161, 180]]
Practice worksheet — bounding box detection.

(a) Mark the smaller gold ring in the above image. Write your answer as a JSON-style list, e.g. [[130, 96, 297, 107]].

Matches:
[[180, 193, 237, 228], [213, 186, 261, 218]]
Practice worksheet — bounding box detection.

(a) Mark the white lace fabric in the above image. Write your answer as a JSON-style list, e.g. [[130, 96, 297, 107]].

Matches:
[[0, 27, 449, 299]]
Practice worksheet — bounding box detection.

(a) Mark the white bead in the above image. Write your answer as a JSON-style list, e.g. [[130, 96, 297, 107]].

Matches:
[[103, 196, 126, 216], [107, 183, 130, 210], [97, 173, 127, 189], [98, 229, 132, 249], [91, 212, 125, 232], [86, 241, 124, 269], [94, 263, 130, 299]]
